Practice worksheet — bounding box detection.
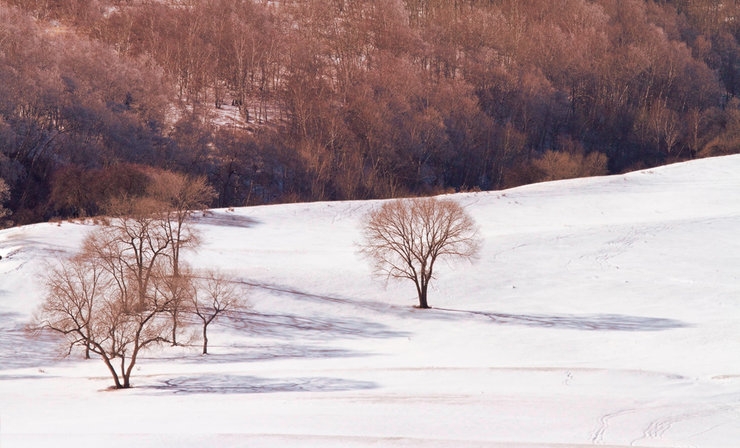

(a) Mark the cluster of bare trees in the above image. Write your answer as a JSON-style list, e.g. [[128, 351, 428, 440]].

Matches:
[[38, 185, 479, 389], [35, 172, 246, 388], [2, 0, 740, 226]]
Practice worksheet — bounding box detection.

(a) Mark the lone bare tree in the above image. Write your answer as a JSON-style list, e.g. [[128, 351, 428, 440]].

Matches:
[[191, 270, 247, 355], [360, 197, 481, 309]]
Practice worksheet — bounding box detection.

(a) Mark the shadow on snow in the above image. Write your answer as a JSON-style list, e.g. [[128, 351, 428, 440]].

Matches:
[[167, 344, 364, 365], [0, 312, 67, 371], [226, 311, 409, 340], [143, 374, 377, 395], [433, 308, 690, 331], [238, 279, 406, 315], [239, 280, 690, 332], [190, 210, 259, 228]]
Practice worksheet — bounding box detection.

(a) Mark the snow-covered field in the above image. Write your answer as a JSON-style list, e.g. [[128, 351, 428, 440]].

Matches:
[[2, 156, 740, 447]]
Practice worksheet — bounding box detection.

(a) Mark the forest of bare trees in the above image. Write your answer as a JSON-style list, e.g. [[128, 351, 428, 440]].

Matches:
[[1, 0, 740, 226]]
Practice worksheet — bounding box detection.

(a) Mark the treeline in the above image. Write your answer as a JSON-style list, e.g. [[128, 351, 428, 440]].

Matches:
[[2, 0, 740, 225]]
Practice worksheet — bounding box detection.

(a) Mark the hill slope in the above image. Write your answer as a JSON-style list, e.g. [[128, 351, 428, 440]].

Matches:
[[1, 155, 740, 447]]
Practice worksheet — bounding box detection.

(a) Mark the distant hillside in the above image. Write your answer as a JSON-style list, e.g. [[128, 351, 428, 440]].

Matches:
[[2, 0, 740, 226]]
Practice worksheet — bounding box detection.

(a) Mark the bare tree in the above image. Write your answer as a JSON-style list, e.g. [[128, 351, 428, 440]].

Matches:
[[191, 270, 247, 355], [154, 265, 197, 347], [36, 197, 185, 389], [146, 171, 216, 345], [148, 171, 216, 277], [360, 197, 481, 309], [99, 196, 172, 310], [37, 229, 175, 389], [39, 253, 107, 360]]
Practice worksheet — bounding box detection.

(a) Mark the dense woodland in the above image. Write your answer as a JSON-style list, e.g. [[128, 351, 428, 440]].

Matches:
[[1, 0, 739, 225]]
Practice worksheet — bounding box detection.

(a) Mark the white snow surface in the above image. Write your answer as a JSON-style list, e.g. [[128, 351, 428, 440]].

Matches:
[[2, 156, 740, 447]]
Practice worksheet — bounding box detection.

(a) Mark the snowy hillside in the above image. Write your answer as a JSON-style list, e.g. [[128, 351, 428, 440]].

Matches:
[[2, 155, 740, 447]]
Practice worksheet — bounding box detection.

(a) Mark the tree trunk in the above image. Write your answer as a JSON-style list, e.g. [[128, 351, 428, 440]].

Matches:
[[124, 341, 143, 389], [202, 324, 208, 355], [171, 310, 178, 346], [418, 280, 430, 309], [100, 354, 122, 389], [121, 355, 131, 389], [84, 321, 91, 359]]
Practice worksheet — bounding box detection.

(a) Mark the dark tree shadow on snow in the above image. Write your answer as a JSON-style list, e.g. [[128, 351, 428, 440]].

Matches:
[[239, 280, 406, 315], [433, 308, 690, 331], [190, 210, 259, 228], [0, 312, 68, 371], [169, 345, 364, 365], [237, 280, 689, 332], [142, 374, 377, 395], [225, 310, 409, 340]]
